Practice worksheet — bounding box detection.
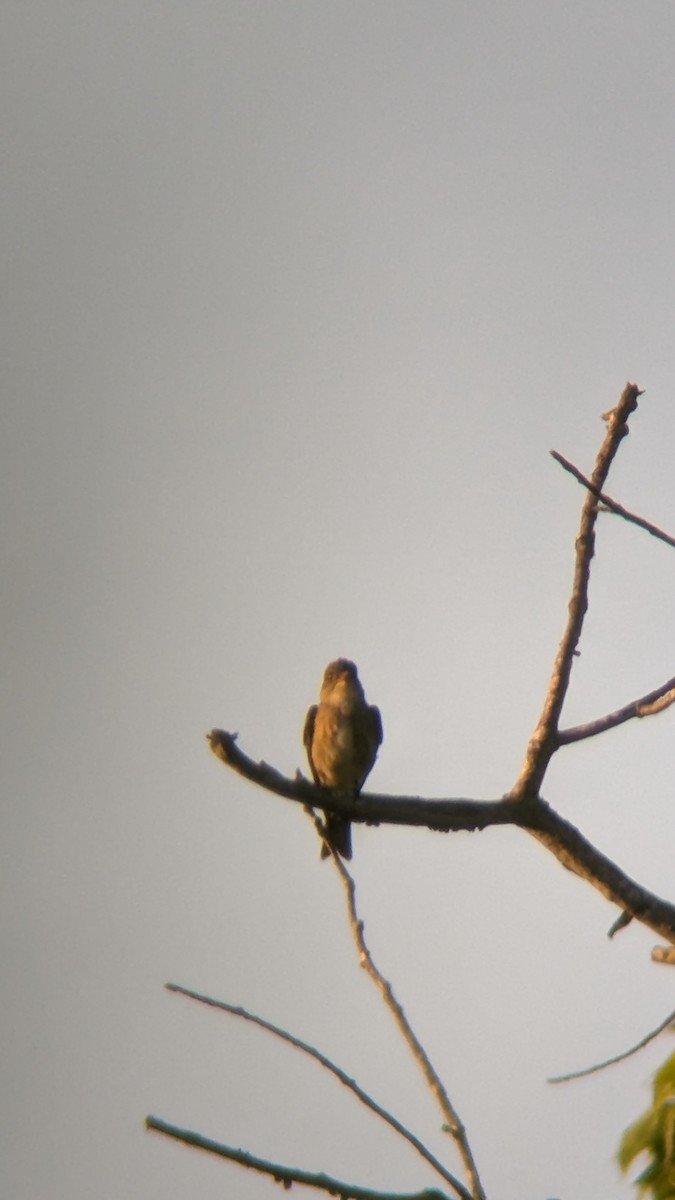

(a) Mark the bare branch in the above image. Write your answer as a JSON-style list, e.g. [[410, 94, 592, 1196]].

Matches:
[[164, 983, 471, 1200], [549, 1007, 675, 1083], [209, 731, 675, 944], [524, 800, 675, 944], [145, 1117, 450, 1200], [513, 382, 642, 798], [208, 728, 509, 831], [551, 450, 675, 550], [208, 729, 320, 803], [559, 675, 675, 744], [311, 818, 485, 1200]]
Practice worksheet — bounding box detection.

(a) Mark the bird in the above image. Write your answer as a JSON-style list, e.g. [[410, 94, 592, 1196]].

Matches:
[[303, 658, 383, 859]]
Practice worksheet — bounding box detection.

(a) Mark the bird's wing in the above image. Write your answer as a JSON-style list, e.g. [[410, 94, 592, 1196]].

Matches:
[[370, 705, 383, 746], [352, 704, 383, 790], [303, 705, 319, 782]]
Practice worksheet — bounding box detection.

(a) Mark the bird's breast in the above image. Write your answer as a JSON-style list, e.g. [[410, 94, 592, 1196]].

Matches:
[[311, 706, 359, 789]]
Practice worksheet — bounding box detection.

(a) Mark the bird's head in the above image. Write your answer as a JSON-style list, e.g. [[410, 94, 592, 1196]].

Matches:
[[320, 658, 362, 703]]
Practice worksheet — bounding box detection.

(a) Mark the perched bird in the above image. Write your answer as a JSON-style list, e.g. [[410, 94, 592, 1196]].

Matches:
[[303, 658, 383, 859]]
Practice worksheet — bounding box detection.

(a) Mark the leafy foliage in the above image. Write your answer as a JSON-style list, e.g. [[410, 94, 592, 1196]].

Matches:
[[619, 1050, 675, 1198]]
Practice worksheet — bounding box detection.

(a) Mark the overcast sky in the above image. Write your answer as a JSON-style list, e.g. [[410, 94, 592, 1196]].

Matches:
[[3, 4, 675, 1199]]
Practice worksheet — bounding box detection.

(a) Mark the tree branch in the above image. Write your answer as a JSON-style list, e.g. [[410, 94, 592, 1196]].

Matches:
[[145, 1117, 450, 1200], [513, 382, 642, 797], [208, 731, 675, 944], [548, 1006, 675, 1083], [164, 983, 471, 1200], [550, 450, 675, 550], [303, 818, 483, 1200], [559, 675, 675, 744], [522, 800, 675, 944], [209, 728, 510, 829]]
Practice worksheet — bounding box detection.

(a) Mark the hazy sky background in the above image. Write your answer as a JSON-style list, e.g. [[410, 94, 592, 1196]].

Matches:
[[3, 4, 675, 1198]]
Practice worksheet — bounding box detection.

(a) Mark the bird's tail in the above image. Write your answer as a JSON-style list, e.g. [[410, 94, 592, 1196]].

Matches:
[[321, 814, 352, 860]]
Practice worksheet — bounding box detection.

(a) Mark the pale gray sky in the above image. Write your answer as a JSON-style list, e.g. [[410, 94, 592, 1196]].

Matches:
[[3, 4, 675, 1198]]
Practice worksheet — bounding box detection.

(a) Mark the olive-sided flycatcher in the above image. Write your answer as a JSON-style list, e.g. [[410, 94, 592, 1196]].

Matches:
[[303, 658, 383, 859]]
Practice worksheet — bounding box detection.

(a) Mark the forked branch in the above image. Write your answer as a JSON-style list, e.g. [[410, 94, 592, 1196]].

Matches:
[[164, 982, 471, 1200], [512, 382, 643, 797], [152, 383, 675, 1198], [208, 384, 675, 946], [209, 732, 675, 943]]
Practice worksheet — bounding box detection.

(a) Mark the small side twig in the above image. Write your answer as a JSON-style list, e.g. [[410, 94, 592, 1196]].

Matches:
[[551, 450, 675, 550], [548, 1007, 675, 1083], [145, 1117, 450, 1200], [164, 983, 470, 1200], [311, 815, 486, 1200], [559, 675, 675, 744]]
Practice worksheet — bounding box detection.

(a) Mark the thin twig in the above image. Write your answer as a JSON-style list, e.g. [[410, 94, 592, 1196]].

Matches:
[[548, 1008, 675, 1083], [164, 983, 470, 1200], [311, 816, 486, 1200], [145, 1117, 450, 1200], [607, 910, 632, 938], [209, 731, 675, 944], [513, 382, 642, 798], [551, 450, 675, 550], [559, 676, 675, 744]]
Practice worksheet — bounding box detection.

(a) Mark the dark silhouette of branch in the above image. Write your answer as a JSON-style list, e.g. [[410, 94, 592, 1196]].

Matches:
[[513, 382, 643, 798], [607, 909, 633, 938], [209, 731, 675, 944], [548, 1007, 675, 1083], [145, 1117, 450, 1200], [550, 450, 675, 550], [314, 824, 486, 1200], [559, 675, 675, 744], [164, 983, 471, 1200]]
